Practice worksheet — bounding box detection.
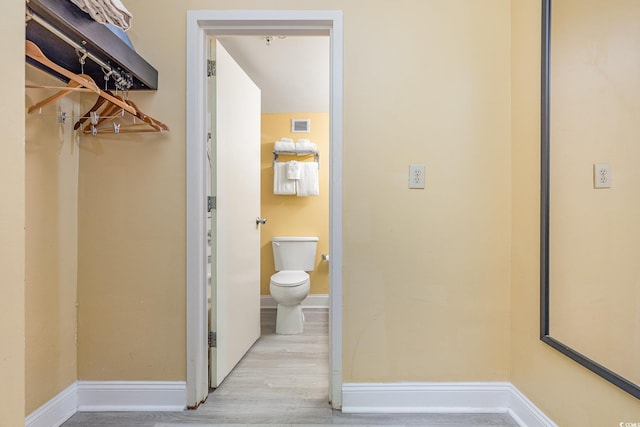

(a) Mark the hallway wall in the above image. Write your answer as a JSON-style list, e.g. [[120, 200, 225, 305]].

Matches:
[[76, 87, 185, 380], [13, 0, 640, 423], [1, 1, 26, 424], [338, 0, 511, 382], [25, 67, 80, 414], [72, 0, 510, 383], [510, 0, 640, 423]]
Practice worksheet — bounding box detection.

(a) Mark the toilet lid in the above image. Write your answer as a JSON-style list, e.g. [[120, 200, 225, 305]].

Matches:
[[271, 270, 309, 287]]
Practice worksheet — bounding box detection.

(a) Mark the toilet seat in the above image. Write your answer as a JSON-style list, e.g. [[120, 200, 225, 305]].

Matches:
[[270, 270, 309, 287]]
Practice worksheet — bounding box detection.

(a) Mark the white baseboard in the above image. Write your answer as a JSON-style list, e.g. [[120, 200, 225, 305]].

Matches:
[[342, 382, 557, 427], [261, 293, 329, 309], [25, 382, 78, 427], [77, 381, 186, 411], [508, 385, 558, 427], [26, 379, 555, 427], [26, 381, 187, 423]]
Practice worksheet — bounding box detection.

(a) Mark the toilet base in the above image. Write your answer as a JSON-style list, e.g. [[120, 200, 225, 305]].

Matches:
[[275, 304, 305, 335]]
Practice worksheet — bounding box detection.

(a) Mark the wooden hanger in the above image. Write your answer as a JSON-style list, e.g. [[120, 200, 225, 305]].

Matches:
[[75, 91, 123, 131], [83, 98, 125, 130], [26, 40, 136, 116], [76, 92, 166, 132], [125, 98, 169, 132], [85, 122, 168, 135], [26, 40, 169, 135], [27, 74, 94, 114], [83, 117, 169, 134], [78, 92, 168, 134], [74, 95, 109, 130], [81, 97, 170, 135]]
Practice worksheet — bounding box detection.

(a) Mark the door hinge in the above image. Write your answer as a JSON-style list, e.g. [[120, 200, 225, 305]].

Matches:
[[207, 59, 216, 77], [208, 196, 216, 212], [208, 331, 217, 348]]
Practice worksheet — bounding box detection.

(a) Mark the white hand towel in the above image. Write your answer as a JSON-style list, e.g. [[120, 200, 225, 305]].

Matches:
[[274, 139, 296, 152], [295, 139, 318, 154], [286, 161, 301, 180], [296, 162, 320, 197], [273, 162, 296, 195]]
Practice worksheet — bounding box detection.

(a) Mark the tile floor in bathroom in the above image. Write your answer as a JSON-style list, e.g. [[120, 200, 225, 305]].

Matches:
[[62, 309, 519, 427]]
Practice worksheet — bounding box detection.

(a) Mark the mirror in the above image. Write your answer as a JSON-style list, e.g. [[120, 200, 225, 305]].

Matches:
[[541, 0, 640, 399]]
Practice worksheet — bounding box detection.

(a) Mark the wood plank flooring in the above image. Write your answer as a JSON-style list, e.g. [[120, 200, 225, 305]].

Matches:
[[62, 309, 518, 427]]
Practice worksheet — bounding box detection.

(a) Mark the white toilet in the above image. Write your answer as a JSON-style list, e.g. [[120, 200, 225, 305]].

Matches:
[[270, 236, 318, 334]]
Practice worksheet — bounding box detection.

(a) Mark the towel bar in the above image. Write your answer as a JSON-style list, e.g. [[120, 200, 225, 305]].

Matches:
[[273, 150, 320, 169]]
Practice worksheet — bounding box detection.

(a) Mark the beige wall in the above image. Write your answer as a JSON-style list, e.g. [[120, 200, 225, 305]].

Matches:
[[76, 86, 185, 379], [0, 1, 26, 424], [25, 67, 80, 414], [260, 113, 329, 295], [81, 0, 509, 384], [74, 2, 186, 384], [510, 0, 640, 424], [14, 0, 640, 423], [339, 0, 512, 382], [548, 0, 640, 384], [121, 0, 510, 381]]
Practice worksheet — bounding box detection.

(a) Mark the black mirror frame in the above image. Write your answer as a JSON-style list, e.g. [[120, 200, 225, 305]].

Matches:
[[540, 0, 640, 400]]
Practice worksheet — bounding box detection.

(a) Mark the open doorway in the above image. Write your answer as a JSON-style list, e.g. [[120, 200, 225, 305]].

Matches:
[[206, 33, 330, 398], [185, 10, 344, 410]]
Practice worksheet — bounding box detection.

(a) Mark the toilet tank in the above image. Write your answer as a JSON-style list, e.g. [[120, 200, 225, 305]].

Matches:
[[272, 236, 318, 272]]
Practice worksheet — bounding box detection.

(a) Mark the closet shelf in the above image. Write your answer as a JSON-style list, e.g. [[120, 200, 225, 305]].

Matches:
[[26, 0, 158, 90]]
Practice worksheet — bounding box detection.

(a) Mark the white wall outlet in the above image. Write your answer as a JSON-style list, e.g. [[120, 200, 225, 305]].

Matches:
[[409, 164, 425, 189], [594, 163, 611, 189]]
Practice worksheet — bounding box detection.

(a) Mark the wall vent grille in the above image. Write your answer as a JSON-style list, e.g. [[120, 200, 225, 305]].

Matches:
[[292, 119, 310, 133]]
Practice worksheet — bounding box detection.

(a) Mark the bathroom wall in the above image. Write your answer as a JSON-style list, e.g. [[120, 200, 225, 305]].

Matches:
[[510, 0, 640, 423], [0, 1, 26, 424], [260, 112, 329, 295], [25, 67, 80, 414]]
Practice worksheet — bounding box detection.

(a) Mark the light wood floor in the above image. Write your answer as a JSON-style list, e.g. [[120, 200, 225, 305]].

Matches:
[[62, 309, 518, 426]]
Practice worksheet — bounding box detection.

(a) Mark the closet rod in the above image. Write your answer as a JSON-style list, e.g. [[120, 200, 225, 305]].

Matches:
[[25, 8, 132, 90]]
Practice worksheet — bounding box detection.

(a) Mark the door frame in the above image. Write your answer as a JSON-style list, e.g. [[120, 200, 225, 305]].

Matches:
[[185, 10, 344, 409]]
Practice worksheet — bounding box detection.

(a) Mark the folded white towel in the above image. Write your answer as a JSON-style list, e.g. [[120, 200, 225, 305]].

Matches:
[[286, 161, 301, 180], [273, 162, 296, 195], [296, 162, 320, 197], [70, 0, 133, 30], [295, 140, 318, 153], [274, 139, 296, 152]]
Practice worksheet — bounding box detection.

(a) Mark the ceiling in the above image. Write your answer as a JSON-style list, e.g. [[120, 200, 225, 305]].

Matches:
[[218, 36, 330, 113]]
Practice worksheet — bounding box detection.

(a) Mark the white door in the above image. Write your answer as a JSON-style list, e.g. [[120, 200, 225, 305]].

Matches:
[[209, 39, 262, 388]]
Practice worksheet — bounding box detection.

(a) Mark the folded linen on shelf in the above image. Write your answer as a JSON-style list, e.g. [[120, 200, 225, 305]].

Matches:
[[274, 138, 296, 152], [296, 162, 319, 197], [295, 139, 318, 153], [70, 0, 133, 31], [273, 162, 296, 195]]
